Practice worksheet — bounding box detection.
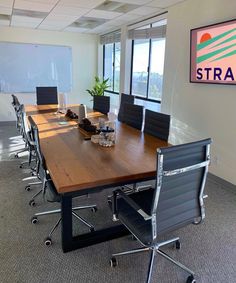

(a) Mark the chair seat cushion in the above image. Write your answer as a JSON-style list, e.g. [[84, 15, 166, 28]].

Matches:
[[116, 189, 155, 246]]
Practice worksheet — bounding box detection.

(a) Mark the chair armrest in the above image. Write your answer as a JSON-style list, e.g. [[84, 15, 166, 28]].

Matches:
[[112, 189, 151, 221]]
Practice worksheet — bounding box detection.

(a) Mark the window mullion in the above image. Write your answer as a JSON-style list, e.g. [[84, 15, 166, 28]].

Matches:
[[147, 38, 152, 99]]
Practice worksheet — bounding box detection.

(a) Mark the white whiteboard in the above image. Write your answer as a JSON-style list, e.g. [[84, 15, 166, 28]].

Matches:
[[0, 42, 72, 93]]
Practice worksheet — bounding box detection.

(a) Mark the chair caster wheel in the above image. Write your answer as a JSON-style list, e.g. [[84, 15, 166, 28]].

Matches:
[[15, 154, 19, 158], [25, 185, 31, 191], [175, 240, 181, 250], [31, 216, 38, 224], [110, 257, 118, 267], [44, 237, 52, 246], [91, 207, 97, 213], [90, 227, 95, 232], [29, 199, 36, 207], [19, 164, 23, 168], [186, 275, 196, 283]]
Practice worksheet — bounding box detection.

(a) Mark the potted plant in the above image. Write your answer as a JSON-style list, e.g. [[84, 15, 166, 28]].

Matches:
[[86, 76, 111, 114], [86, 76, 110, 97]]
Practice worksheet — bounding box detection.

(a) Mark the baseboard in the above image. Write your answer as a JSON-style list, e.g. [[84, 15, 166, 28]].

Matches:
[[208, 172, 236, 192], [0, 121, 16, 126]]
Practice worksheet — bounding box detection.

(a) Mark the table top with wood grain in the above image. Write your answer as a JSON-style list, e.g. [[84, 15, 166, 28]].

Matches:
[[26, 104, 169, 194]]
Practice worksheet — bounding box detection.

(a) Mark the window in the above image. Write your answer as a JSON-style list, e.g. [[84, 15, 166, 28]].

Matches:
[[103, 42, 120, 94], [130, 20, 166, 103]]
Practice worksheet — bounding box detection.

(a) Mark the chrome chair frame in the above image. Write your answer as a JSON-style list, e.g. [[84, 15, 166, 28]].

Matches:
[[110, 139, 211, 283]]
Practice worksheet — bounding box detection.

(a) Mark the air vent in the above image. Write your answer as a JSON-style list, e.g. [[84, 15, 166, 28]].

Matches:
[[70, 17, 107, 29], [13, 9, 48, 19], [96, 1, 139, 13]]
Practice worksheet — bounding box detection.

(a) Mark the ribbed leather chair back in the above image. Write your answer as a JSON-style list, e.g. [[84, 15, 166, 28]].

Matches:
[[123, 103, 143, 130], [93, 95, 110, 115], [144, 109, 170, 141], [36, 86, 58, 105], [28, 116, 60, 202], [152, 138, 211, 242], [28, 116, 46, 171], [118, 93, 134, 122]]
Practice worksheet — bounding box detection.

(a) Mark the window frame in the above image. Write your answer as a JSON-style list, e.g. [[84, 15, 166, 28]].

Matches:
[[130, 24, 166, 104], [103, 43, 120, 95]]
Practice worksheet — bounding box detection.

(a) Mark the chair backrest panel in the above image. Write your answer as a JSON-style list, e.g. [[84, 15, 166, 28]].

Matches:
[[93, 95, 110, 115], [152, 138, 211, 241], [36, 86, 58, 105], [123, 103, 143, 130], [118, 93, 134, 122], [144, 110, 170, 141]]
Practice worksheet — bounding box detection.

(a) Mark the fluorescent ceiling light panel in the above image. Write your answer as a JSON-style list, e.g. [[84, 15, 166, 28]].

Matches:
[[14, 0, 55, 13], [85, 9, 122, 20], [95, 1, 139, 13], [13, 8, 48, 18], [70, 16, 107, 29]]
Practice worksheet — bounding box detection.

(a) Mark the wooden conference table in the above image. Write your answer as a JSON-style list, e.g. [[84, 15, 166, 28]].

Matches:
[[26, 104, 169, 252]]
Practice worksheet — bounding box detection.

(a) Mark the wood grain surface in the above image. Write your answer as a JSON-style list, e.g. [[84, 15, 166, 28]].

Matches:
[[26, 105, 169, 194]]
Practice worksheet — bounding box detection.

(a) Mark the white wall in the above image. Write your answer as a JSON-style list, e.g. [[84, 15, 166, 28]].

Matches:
[[0, 26, 98, 121], [162, 0, 236, 184]]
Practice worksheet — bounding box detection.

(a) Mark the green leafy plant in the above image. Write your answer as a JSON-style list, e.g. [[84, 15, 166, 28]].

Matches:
[[86, 76, 110, 97]]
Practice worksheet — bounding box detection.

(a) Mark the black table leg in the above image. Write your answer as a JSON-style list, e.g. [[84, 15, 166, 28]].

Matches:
[[61, 194, 129, 253]]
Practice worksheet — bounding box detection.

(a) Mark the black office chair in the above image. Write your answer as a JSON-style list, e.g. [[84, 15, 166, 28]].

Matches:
[[144, 109, 170, 141], [18, 104, 37, 169], [36, 86, 58, 105], [28, 116, 97, 246], [109, 138, 211, 283], [118, 93, 134, 122], [93, 95, 110, 115], [122, 103, 143, 130]]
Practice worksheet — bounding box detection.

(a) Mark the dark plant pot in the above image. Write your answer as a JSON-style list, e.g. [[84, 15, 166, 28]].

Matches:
[[93, 95, 110, 115]]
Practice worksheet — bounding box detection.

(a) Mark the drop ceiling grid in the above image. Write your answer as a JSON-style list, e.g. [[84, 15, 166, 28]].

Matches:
[[0, 0, 187, 33]]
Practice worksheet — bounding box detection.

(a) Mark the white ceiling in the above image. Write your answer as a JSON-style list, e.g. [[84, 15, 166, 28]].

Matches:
[[0, 0, 187, 34]]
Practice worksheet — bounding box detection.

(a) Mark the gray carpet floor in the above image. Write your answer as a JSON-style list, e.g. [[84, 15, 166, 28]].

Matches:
[[0, 123, 236, 283]]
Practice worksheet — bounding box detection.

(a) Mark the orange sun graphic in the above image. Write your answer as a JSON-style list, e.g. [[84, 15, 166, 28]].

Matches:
[[200, 33, 212, 43]]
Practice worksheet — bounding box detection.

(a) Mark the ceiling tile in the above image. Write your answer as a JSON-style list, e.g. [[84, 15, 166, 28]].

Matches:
[[11, 14, 42, 23], [38, 25, 62, 31], [0, 6, 11, 15], [63, 26, 89, 33], [14, 0, 55, 12], [114, 0, 151, 5], [59, 0, 104, 9], [44, 14, 78, 22], [147, 0, 186, 8], [85, 9, 122, 20], [110, 12, 140, 25], [128, 6, 161, 16], [51, 5, 89, 17], [11, 20, 39, 28], [0, 0, 14, 8]]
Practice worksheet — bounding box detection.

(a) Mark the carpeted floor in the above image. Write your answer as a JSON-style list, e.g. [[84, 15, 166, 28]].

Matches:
[[0, 123, 236, 283]]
